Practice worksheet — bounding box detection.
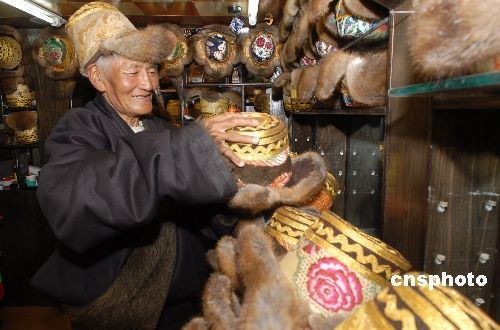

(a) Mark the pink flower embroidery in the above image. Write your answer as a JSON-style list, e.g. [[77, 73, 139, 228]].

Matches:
[[303, 242, 321, 255], [256, 37, 265, 47], [307, 257, 363, 312]]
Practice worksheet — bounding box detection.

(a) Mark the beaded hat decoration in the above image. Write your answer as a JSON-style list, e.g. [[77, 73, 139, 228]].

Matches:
[[32, 27, 78, 80], [240, 24, 281, 78], [336, 271, 500, 330], [193, 25, 239, 79], [278, 210, 411, 319]]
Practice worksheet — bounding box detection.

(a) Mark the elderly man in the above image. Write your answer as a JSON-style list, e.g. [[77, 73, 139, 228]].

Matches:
[[30, 2, 259, 329]]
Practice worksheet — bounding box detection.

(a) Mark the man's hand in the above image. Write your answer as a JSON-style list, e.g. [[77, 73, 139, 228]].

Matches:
[[202, 112, 260, 167]]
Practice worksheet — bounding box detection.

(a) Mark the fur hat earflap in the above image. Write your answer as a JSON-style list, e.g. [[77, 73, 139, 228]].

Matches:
[[229, 152, 327, 215], [343, 0, 387, 21], [408, 0, 500, 78], [314, 50, 355, 101], [297, 64, 321, 101], [345, 50, 387, 106], [280, 0, 302, 42], [201, 274, 241, 329]]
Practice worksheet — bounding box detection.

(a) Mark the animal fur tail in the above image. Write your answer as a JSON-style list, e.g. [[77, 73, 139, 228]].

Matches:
[[314, 51, 355, 101]]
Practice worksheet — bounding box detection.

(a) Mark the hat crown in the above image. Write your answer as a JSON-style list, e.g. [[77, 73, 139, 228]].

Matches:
[[0, 36, 22, 70], [66, 1, 136, 73]]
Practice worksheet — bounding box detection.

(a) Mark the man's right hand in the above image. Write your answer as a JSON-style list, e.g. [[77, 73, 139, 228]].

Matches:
[[201, 113, 260, 167]]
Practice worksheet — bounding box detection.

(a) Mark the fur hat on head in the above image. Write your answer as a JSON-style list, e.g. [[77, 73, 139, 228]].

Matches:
[[32, 27, 78, 80], [408, 0, 500, 78], [239, 24, 281, 78], [66, 2, 177, 76], [227, 112, 327, 215], [192, 25, 239, 79], [159, 23, 193, 79]]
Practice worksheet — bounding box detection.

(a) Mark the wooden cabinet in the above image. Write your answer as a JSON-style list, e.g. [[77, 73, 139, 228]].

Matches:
[[383, 0, 500, 319]]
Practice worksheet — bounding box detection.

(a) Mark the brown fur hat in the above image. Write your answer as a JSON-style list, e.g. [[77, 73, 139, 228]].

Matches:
[[280, 0, 302, 42], [32, 27, 78, 80], [66, 2, 177, 76], [408, 0, 500, 78], [297, 65, 321, 101], [201, 274, 241, 329], [239, 24, 281, 78], [343, 0, 387, 21], [229, 151, 327, 215], [159, 23, 193, 78], [315, 50, 387, 105], [192, 25, 239, 79]]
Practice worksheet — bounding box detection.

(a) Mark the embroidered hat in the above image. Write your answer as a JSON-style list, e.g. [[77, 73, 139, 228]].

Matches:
[[32, 27, 78, 80], [159, 23, 193, 78], [0, 35, 22, 70], [336, 271, 500, 329], [5, 82, 36, 108], [192, 25, 239, 79], [239, 24, 281, 78], [66, 1, 177, 75], [278, 210, 411, 320], [227, 113, 327, 215], [335, 0, 388, 42]]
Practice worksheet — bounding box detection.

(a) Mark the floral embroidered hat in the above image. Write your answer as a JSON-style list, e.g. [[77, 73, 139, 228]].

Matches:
[[192, 25, 239, 79], [239, 24, 281, 78], [32, 27, 78, 80], [159, 23, 193, 78], [336, 271, 499, 329], [278, 209, 411, 320]]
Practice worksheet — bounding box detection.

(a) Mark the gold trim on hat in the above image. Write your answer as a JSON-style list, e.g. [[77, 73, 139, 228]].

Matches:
[[321, 211, 411, 269], [0, 36, 22, 70], [375, 288, 417, 328]]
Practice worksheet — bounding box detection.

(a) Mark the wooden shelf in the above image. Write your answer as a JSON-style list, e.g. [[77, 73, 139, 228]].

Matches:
[[288, 106, 386, 116], [0, 143, 38, 149]]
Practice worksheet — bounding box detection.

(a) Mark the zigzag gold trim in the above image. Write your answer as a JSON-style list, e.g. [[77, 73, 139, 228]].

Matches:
[[320, 212, 411, 270], [365, 299, 396, 330], [229, 136, 288, 160], [377, 287, 417, 329], [274, 206, 318, 227], [394, 285, 455, 330], [308, 220, 397, 284], [305, 227, 388, 286], [264, 226, 299, 248]]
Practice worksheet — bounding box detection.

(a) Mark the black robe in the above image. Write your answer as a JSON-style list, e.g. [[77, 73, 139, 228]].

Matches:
[[31, 94, 236, 312]]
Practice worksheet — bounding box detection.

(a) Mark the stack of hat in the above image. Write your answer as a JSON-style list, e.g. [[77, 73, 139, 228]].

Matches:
[[31, 27, 78, 80], [5, 110, 38, 145], [278, 209, 411, 321], [336, 271, 500, 329], [0, 25, 25, 93]]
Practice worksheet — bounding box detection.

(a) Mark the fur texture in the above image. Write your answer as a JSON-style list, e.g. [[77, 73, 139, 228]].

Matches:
[[343, 0, 386, 21], [182, 317, 208, 330], [159, 23, 193, 78], [315, 50, 355, 101], [214, 236, 240, 289], [408, 0, 500, 78], [345, 51, 387, 106], [229, 152, 327, 215], [63, 222, 177, 330], [280, 0, 302, 42], [5, 110, 37, 130], [239, 24, 281, 78], [297, 65, 321, 100], [202, 274, 241, 329], [102, 25, 177, 65], [237, 225, 309, 330]]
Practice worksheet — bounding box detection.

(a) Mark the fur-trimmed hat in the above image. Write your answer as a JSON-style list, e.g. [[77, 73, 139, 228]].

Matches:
[[278, 209, 411, 320], [66, 2, 177, 76], [335, 0, 388, 42], [239, 24, 281, 78], [337, 271, 500, 329], [314, 50, 387, 106], [192, 25, 239, 79], [32, 27, 78, 80], [226, 113, 327, 215], [159, 23, 193, 78], [408, 0, 500, 78]]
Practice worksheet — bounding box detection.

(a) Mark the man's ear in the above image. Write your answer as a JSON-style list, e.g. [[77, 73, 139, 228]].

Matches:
[[87, 64, 107, 92]]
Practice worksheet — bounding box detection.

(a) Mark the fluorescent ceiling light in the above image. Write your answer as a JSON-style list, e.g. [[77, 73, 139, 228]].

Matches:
[[248, 0, 259, 26], [0, 0, 66, 27]]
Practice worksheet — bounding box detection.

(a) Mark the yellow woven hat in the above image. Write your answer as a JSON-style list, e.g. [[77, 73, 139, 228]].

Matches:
[[278, 210, 411, 320], [337, 271, 499, 330], [66, 1, 177, 75], [5, 83, 35, 108], [227, 113, 328, 215], [0, 36, 22, 70]]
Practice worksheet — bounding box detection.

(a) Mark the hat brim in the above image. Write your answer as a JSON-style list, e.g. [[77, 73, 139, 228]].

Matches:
[[229, 151, 327, 215]]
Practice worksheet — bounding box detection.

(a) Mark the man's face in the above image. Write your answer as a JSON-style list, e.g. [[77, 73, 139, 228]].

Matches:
[[97, 56, 160, 121]]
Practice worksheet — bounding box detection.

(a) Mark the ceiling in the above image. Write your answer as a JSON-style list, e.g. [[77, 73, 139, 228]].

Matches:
[[0, 0, 286, 29]]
